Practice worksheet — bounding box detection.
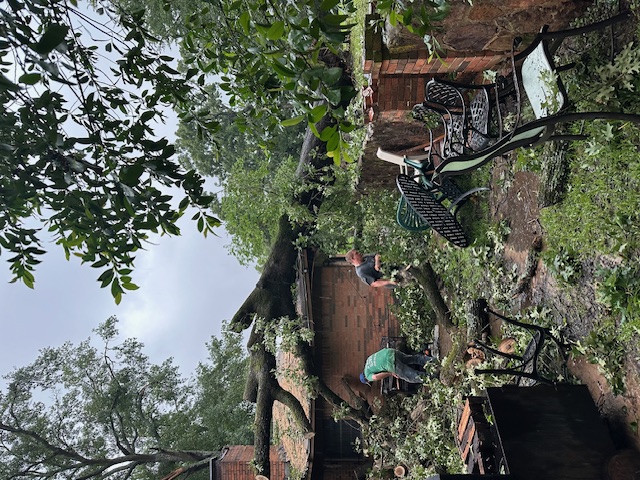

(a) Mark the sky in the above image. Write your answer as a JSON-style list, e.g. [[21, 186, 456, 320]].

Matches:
[[0, 217, 260, 379], [0, 2, 261, 380]]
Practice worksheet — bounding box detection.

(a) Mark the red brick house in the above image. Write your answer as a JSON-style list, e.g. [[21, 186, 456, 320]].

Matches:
[[214, 446, 287, 480], [271, 249, 406, 480]]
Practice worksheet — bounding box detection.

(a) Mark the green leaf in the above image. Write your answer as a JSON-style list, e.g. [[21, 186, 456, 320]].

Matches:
[[120, 164, 144, 186], [324, 87, 342, 106], [98, 269, 115, 288], [32, 24, 69, 55], [320, 14, 348, 26], [319, 125, 336, 142], [308, 104, 327, 123], [281, 115, 305, 127], [320, 0, 340, 11], [23, 275, 35, 289], [320, 67, 342, 86], [266, 21, 285, 41], [271, 61, 296, 78], [326, 130, 340, 151], [239, 11, 250, 34], [91, 258, 110, 268], [111, 278, 123, 301], [0, 73, 19, 92], [122, 282, 139, 291], [18, 73, 42, 85]]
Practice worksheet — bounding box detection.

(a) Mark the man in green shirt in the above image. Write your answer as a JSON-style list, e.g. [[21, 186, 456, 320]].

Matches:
[[360, 348, 433, 385]]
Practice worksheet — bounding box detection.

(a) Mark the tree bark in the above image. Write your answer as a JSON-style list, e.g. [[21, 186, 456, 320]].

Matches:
[[410, 263, 454, 329], [227, 52, 372, 475]]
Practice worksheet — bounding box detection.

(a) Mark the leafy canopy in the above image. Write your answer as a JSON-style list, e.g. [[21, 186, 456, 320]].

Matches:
[[0, 0, 217, 301], [0, 316, 252, 480]]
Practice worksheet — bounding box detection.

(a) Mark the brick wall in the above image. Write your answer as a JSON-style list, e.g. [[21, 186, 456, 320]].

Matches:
[[218, 445, 286, 480], [310, 260, 402, 407]]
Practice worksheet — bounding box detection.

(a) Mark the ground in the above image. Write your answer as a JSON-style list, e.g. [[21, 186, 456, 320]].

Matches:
[[487, 153, 640, 453]]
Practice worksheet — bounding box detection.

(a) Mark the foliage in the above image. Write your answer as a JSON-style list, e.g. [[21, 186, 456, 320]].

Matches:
[[595, 265, 640, 331], [1, 0, 454, 297], [355, 188, 433, 267], [174, 85, 306, 184], [540, 121, 640, 256], [176, 0, 360, 163], [299, 161, 361, 254], [192, 324, 255, 449], [573, 320, 628, 395], [0, 0, 217, 301], [218, 155, 301, 266], [541, 247, 582, 285], [393, 283, 437, 351], [0, 317, 252, 479], [254, 315, 314, 355], [429, 221, 515, 324], [374, 0, 450, 58]]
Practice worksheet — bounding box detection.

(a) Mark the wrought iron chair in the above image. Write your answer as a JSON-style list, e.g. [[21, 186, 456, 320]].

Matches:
[[423, 78, 504, 154], [432, 10, 640, 183], [468, 299, 571, 386]]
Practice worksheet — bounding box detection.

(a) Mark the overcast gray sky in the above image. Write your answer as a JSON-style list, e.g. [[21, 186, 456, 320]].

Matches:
[[0, 221, 259, 378], [0, 1, 262, 380]]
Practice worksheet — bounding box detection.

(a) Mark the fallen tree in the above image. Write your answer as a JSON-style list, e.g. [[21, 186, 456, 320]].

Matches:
[[228, 52, 453, 477]]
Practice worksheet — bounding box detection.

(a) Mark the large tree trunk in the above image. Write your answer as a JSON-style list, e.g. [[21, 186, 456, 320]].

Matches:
[[227, 51, 446, 475], [409, 263, 454, 329], [228, 53, 354, 474]]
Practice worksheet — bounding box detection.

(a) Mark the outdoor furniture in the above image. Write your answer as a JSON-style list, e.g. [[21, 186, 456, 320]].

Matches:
[[376, 147, 488, 243], [449, 385, 619, 480], [424, 78, 502, 154], [432, 10, 640, 184], [468, 298, 570, 386], [457, 396, 502, 475], [396, 173, 469, 247]]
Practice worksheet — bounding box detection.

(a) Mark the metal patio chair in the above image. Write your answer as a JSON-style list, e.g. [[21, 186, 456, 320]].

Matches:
[[376, 146, 488, 247], [467, 298, 571, 386], [423, 78, 504, 154], [431, 10, 640, 183]]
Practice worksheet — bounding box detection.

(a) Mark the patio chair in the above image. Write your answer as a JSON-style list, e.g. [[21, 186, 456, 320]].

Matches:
[[424, 78, 503, 154], [376, 147, 488, 243], [395, 173, 469, 247], [432, 10, 640, 183], [468, 298, 571, 386]]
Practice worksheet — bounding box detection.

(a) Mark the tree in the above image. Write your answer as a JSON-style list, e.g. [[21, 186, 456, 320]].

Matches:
[[0, 317, 252, 480], [174, 85, 306, 183], [2, 0, 456, 476], [191, 326, 255, 448], [0, 0, 218, 301]]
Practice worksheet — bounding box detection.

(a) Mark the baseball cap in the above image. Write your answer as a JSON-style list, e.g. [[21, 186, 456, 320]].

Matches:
[[359, 373, 370, 385]]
